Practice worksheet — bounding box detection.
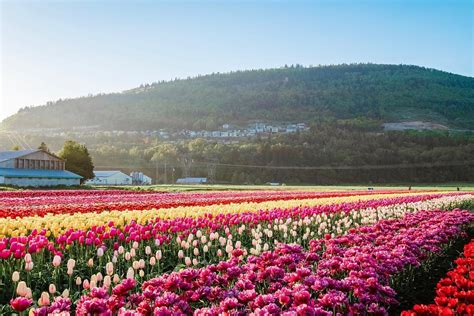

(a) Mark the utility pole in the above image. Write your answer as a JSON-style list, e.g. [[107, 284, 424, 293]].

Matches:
[[164, 161, 168, 184], [155, 160, 159, 184], [207, 159, 217, 184], [181, 154, 192, 178]]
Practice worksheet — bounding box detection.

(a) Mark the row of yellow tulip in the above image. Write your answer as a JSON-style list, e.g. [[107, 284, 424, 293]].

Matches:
[[0, 191, 447, 238]]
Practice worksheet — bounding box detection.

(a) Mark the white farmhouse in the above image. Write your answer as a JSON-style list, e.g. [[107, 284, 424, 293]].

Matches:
[[86, 170, 132, 185]]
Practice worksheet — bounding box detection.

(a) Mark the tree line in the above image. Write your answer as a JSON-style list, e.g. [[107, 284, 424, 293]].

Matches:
[[7, 122, 473, 185], [88, 123, 474, 184]]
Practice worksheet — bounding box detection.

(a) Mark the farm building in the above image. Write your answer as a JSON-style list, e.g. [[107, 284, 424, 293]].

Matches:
[[86, 170, 132, 185], [0, 149, 82, 187], [176, 177, 207, 184], [130, 171, 152, 185]]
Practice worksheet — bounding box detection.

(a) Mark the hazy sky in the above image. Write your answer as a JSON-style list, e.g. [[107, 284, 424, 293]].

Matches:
[[1, 0, 472, 121]]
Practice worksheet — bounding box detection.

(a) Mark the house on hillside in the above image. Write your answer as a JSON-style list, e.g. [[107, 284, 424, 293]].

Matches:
[[254, 123, 266, 133], [86, 170, 132, 185], [0, 149, 82, 187], [286, 124, 298, 133]]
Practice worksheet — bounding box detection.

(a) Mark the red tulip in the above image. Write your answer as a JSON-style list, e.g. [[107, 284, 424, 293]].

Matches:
[[10, 297, 32, 312]]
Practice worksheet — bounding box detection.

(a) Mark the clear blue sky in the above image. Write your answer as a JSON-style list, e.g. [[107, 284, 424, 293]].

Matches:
[[1, 0, 472, 121]]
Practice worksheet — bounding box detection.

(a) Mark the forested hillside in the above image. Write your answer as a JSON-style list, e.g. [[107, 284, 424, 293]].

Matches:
[[2, 64, 473, 130]]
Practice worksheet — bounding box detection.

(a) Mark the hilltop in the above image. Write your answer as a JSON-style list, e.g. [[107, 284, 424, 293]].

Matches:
[[2, 64, 473, 131]]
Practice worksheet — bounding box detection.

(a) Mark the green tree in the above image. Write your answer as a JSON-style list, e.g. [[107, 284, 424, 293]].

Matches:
[[58, 140, 94, 183], [11, 145, 20, 151], [150, 144, 179, 163], [38, 142, 50, 152]]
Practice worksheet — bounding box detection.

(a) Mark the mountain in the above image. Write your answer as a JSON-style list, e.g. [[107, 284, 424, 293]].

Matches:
[[2, 63, 474, 131]]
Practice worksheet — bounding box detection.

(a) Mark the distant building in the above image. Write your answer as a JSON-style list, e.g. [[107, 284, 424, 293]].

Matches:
[[130, 172, 152, 185], [86, 170, 132, 185], [176, 177, 207, 184], [0, 149, 82, 187], [286, 124, 298, 133], [255, 123, 266, 133]]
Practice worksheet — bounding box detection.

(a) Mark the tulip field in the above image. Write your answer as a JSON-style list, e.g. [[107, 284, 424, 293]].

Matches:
[[1, 189, 473, 315]]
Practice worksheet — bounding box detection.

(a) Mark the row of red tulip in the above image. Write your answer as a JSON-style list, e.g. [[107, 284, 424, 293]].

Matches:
[[402, 237, 474, 315]]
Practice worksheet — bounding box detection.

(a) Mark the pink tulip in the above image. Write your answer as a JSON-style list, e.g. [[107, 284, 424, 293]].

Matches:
[[38, 291, 50, 306], [52, 255, 61, 267]]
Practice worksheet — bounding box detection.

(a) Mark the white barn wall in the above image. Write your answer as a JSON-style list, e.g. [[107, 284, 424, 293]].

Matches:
[[87, 172, 132, 185], [3, 177, 80, 187], [142, 175, 152, 185], [0, 160, 15, 168], [103, 173, 132, 185]]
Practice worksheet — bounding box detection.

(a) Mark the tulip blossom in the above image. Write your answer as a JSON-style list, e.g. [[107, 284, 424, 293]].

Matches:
[[38, 292, 50, 306], [48, 284, 56, 294], [16, 281, 28, 297], [12, 271, 20, 282], [10, 297, 32, 312], [52, 255, 61, 267]]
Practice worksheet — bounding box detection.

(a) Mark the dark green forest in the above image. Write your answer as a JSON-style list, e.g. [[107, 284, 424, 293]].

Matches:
[[2, 64, 474, 130]]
